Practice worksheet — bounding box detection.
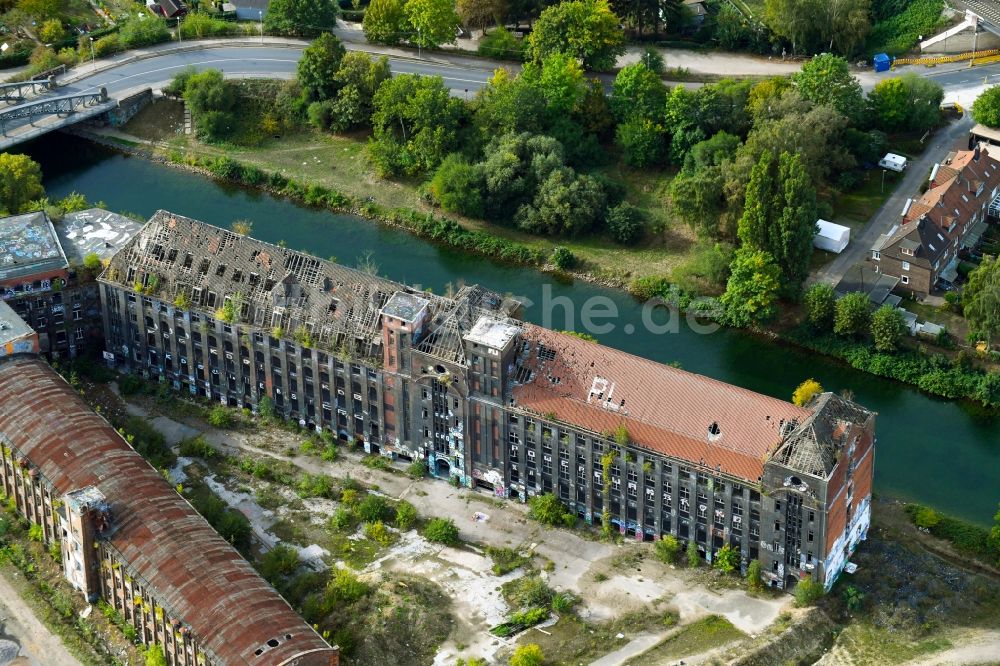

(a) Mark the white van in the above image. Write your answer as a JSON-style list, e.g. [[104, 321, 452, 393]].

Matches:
[[879, 153, 907, 172]]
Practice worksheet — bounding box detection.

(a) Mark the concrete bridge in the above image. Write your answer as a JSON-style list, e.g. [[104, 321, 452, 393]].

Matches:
[[0, 87, 152, 152], [921, 6, 1000, 53]]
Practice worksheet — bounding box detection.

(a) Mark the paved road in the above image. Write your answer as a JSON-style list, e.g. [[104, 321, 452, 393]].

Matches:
[[811, 114, 974, 288]]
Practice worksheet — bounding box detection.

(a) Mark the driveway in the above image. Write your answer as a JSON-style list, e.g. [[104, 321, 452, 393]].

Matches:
[[810, 114, 974, 289]]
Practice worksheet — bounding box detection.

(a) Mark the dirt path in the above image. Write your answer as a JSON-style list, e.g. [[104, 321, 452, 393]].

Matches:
[[905, 629, 1000, 665], [0, 569, 81, 666]]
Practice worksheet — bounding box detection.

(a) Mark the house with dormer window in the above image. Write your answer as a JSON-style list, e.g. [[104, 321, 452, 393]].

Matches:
[[871, 145, 999, 297]]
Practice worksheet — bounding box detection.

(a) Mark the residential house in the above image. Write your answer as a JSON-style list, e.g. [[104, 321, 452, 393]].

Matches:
[[871, 145, 998, 297]]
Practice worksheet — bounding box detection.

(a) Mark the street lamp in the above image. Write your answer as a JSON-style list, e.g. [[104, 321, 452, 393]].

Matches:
[[881, 168, 887, 194], [89, 36, 94, 65], [259, 10, 264, 44], [178, 15, 182, 43], [417, 27, 421, 58]]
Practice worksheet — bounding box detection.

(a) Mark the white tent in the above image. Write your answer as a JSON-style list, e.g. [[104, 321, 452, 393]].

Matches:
[[814, 220, 850, 253]]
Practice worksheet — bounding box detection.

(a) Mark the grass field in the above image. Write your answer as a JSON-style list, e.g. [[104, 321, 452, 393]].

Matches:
[[624, 615, 746, 664], [124, 101, 700, 284]]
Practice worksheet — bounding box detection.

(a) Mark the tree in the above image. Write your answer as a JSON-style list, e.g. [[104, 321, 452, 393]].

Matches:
[[869, 72, 943, 133], [804, 283, 836, 330], [871, 304, 906, 352], [686, 539, 700, 567], [606, 202, 643, 244], [747, 77, 792, 119], [368, 74, 465, 176], [793, 54, 864, 123], [738, 149, 777, 250], [654, 535, 680, 563], [963, 256, 1000, 347], [423, 517, 460, 544], [792, 378, 823, 406], [364, 0, 408, 44], [714, 544, 739, 574], [429, 154, 485, 217], [509, 644, 544, 666], [16, 0, 61, 20], [973, 86, 1000, 128], [721, 247, 781, 327], [457, 0, 507, 34], [746, 559, 764, 592], [38, 18, 64, 43], [522, 52, 588, 117], [990, 504, 1000, 567], [264, 0, 339, 37], [821, 0, 871, 55], [473, 68, 548, 139], [669, 166, 726, 238], [834, 292, 871, 338], [0, 153, 44, 215], [774, 152, 819, 293], [182, 69, 237, 142], [297, 33, 347, 102], [528, 0, 626, 71], [405, 0, 461, 48], [481, 132, 566, 217], [616, 117, 665, 167], [610, 62, 666, 122], [516, 168, 607, 236]]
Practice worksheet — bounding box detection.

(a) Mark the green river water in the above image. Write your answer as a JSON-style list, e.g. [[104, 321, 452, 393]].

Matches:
[[26, 135, 1000, 525]]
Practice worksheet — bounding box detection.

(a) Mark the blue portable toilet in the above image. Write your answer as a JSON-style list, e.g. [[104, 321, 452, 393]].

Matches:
[[873, 53, 891, 72]]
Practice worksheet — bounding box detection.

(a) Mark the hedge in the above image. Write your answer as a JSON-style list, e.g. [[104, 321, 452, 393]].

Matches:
[[179, 153, 546, 267], [904, 503, 999, 568], [785, 326, 1000, 407]]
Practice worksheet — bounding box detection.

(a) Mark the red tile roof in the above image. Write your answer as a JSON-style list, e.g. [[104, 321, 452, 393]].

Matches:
[[511, 326, 809, 481], [0, 357, 337, 666]]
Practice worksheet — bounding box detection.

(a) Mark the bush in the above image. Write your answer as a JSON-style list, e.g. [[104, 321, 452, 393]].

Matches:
[[364, 519, 396, 546], [257, 544, 300, 583], [713, 544, 739, 574], [527, 493, 575, 528], [606, 202, 643, 244], [118, 17, 170, 49], [478, 27, 525, 61], [502, 575, 555, 608], [746, 559, 764, 592], [207, 405, 233, 428], [509, 643, 544, 666], [357, 495, 392, 523], [551, 247, 577, 270], [330, 508, 358, 532], [794, 576, 824, 606], [792, 378, 823, 406], [486, 546, 530, 575], [686, 540, 700, 567], [179, 13, 242, 39], [297, 473, 336, 498], [428, 154, 485, 218], [178, 436, 216, 459], [395, 501, 417, 530], [407, 460, 428, 478], [803, 283, 836, 330], [423, 517, 459, 545], [654, 535, 680, 563], [327, 567, 370, 603]]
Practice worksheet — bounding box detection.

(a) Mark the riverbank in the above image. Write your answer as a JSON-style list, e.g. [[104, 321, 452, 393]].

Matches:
[[70, 125, 1000, 411]]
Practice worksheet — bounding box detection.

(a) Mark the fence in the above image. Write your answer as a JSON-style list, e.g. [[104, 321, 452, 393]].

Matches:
[[893, 48, 1000, 67]]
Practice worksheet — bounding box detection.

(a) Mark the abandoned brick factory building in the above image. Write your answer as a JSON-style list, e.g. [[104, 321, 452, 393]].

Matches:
[[97, 211, 876, 591], [0, 348, 339, 663]]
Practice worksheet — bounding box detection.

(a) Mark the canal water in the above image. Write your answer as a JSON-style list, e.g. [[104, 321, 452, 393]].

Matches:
[[28, 135, 1000, 525]]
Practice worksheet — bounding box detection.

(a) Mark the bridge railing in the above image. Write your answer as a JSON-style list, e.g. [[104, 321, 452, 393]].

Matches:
[[0, 88, 109, 135], [0, 78, 57, 104]]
